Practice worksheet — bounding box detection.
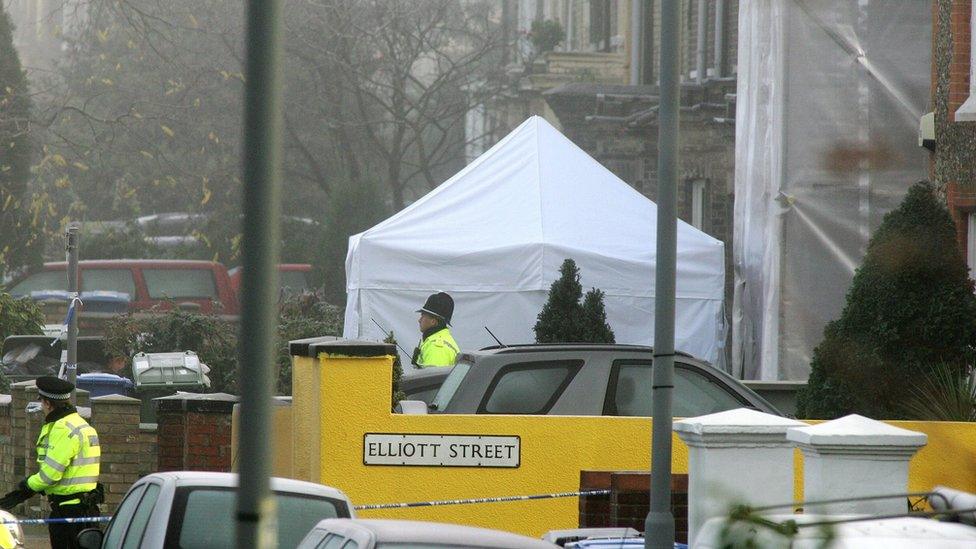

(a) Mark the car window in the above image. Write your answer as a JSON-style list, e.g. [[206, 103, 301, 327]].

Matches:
[[405, 385, 440, 404], [315, 533, 347, 549], [122, 482, 162, 549], [143, 268, 218, 299], [82, 269, 137, 297], [341, 540, 360, 549], [168, 487, 347, 549], [430, 361, 471, 410], [7, 271, 66, 296], [480, 360, 582, 414], [103, 484, 148, 548], [606, 361, 746, 417], [279, 270, 309, 291]]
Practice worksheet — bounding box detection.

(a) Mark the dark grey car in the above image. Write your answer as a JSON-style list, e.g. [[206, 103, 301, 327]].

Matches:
[[425, 344, 781, 417]]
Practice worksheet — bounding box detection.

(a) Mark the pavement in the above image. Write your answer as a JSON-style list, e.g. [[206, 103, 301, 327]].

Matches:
[[22, 524, 50, 548]]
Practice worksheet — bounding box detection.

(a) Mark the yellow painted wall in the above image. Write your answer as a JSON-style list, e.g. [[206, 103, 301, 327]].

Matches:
[[272, 352, 976, 538]]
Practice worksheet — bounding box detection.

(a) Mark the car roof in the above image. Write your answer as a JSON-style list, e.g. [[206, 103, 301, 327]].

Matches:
[[139, 472, 350, 500], [312, 519, 557, 548], [39, 259, 223, 268], [472, 343, 696, 359]]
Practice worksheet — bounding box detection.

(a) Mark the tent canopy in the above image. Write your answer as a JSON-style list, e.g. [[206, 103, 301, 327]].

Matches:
[[344, 116, 726, 364]]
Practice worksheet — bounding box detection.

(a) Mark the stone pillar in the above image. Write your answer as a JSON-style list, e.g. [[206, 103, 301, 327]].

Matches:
[[673, 408, 806, 547], [90, 394, 143, 512], [288, 336, 340, 483], [787, 414, 927, 516], [156, 392, 238, 472]]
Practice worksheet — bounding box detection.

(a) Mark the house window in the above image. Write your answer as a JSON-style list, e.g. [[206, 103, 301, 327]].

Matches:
[[589, 0, 618, 52], [690, 179, 707, 230], [956, 2, 976, 121]]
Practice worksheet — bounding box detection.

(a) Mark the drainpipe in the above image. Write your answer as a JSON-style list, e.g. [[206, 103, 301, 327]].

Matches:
[[714, 0, 726, 77], [696, 0, 707, 84], [630, 0, 642, 85]]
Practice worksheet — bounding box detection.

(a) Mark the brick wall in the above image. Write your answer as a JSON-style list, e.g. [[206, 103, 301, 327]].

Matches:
[[156, 393, 238, 473], [579, 470, 689, 544], [90, 395, 145, 511], [0, 382, 149, 517], [936, 0, 976, 254]]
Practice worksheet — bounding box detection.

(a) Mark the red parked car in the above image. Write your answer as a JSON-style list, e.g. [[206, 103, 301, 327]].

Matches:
[[6, 260, 240, 323], [227, 263, 313, 295]]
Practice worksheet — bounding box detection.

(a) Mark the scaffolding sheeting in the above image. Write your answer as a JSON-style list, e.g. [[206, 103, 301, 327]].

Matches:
[[733, 0, 932, 380]]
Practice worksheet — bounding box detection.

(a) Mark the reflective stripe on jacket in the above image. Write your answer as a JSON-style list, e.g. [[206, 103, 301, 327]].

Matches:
[[28, 412, 100, 497], [417, 327, 459, 367]]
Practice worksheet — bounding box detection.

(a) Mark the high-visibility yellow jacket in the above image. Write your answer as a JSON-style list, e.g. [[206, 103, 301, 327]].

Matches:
[[417, 327, 459, 367], [27, 409, 100, 504]]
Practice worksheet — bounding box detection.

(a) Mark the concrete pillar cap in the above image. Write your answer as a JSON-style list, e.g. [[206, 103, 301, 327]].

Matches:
[[787, 414, 927, 455], [674, 407, 807, 446]]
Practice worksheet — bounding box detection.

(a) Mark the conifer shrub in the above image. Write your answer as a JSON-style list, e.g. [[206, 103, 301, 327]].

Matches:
[[797, 182, 976, 419], [534, 259, 615, 344]]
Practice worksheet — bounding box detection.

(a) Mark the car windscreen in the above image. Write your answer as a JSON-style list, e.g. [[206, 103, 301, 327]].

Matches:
[[430, 361, 471, 411], [165, 487, 348, 549], [7, 271, 65, 296], [143, 269, 218, 299]]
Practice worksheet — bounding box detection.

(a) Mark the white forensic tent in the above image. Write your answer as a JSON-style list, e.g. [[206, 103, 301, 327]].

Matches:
[[343, 116, 726, 365]]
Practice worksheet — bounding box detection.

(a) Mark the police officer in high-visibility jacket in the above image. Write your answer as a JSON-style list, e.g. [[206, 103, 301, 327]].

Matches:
[[411, 292, 460, 368], [0, 376, 102, 548]]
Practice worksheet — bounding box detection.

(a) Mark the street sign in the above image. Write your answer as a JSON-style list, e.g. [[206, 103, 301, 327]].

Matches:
[[363, 433, 520, 468]]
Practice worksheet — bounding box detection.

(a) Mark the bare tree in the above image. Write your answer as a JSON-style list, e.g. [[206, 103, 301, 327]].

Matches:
[[286, 0, 506, 209]]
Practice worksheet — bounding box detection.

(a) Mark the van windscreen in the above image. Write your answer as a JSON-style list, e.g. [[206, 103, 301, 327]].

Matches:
[[7, 271, 65, 296]]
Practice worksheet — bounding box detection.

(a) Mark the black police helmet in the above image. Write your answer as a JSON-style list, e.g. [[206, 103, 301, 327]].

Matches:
[[36, 376, 74, 401], [416, 292, 454, 325]]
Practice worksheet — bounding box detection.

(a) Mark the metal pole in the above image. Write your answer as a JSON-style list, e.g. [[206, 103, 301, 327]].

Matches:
[[646, 1, 680, 548], [236, 0, 282, 546], [65, 223, 79, 404], [65, 223, 81, 404]]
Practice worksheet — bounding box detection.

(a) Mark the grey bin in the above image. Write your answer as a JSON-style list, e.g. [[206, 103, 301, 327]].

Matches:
[[131, 351, 212, 422]]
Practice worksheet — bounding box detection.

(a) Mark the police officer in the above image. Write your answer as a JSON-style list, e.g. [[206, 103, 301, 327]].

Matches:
[[0, 376, 102, 548], [411, 292, 460, 367]]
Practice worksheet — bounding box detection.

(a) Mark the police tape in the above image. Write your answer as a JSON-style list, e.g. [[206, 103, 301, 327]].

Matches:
[[0, 516, 111, 525], [0, 489, 614, 523], [353, 489, 613, 511]]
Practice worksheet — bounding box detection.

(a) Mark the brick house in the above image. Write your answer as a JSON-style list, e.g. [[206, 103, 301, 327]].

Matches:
[[937, 0, 976, 270]]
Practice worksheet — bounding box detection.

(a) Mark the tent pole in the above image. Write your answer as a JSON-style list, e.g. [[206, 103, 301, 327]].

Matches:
[[646, 1, 680, 548]]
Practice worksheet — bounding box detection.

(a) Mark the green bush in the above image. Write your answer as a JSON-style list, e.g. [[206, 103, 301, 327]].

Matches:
[[797, 182, 976, 419], [275, 291, 343, 394], [104, 307, 238, 392], [534, 258, 615, 344]]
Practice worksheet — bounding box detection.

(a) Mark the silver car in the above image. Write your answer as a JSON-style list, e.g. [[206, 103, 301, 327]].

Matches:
[[427, 344, 781, 417], [297, 519, 559, 549], [77, 471, 353, 549]]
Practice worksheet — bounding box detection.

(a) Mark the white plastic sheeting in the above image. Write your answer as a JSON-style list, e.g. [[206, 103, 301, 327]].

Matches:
[[344, 116, 726, 365], [733, 0, 931, 380]]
